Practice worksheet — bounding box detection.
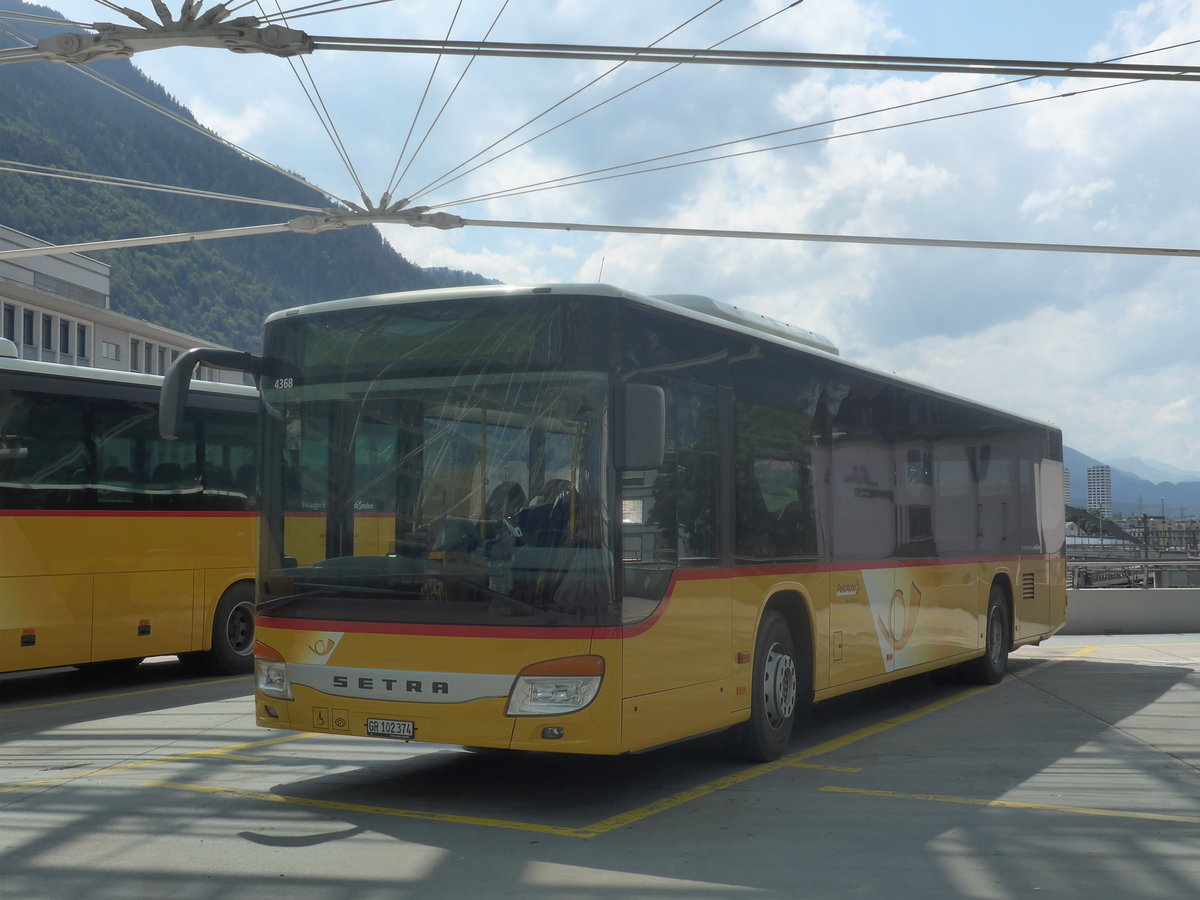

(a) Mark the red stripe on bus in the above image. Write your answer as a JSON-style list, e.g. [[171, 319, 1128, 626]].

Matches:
[[256, 616, 607, 640], [1, 509, 258, 518], [256, 552, 1062, 642], [668, 554, 1059, 581]]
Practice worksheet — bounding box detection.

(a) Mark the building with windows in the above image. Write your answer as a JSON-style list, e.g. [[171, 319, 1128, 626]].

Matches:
[[1087, 464, 1113, 518], [1064, 467, 1071, 506], [1, 224, 242, 383]]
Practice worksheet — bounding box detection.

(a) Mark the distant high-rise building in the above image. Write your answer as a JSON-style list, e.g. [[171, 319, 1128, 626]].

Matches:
[[1064, 467, 1071, 506], [1087, 464, 1112, 518]]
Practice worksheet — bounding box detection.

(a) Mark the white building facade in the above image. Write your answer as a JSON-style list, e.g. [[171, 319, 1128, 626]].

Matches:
[[1, 224, 242, 383]]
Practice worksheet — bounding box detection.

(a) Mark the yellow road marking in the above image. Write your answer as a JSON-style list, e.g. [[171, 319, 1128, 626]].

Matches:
[[148, 780, 597, 839], [2, 675, 248, 713], [140, 686, 994, 839], [1069, 646, 1098, 657], [0, 733, 314, 795], [573, 684, 995, 837], [821, 786, 1200, 826]]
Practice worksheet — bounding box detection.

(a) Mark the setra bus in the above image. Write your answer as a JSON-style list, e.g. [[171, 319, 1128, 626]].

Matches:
[[160, 284, 1066, 760], [1, 337, 257, 675]]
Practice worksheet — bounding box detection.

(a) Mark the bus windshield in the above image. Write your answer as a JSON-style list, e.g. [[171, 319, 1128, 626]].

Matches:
[[258, 297, 616, 628]]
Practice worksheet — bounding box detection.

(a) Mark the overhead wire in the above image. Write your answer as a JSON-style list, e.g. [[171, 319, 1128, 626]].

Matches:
[[0, 0, 379, 210], [423, 37, 1200, 212], [382, 0, 466, 204], [260, 0, 373, 209], [430, 79, 1136, 211], [254, 0, 398, 24], [0, 11, 93, 28], [0, 159, 327, 213], [68, 61, 356, 208], [0, 16, 355, 210], [381, 0, 512, 203], [3, 3, 1196, 261], [405, 0, 769, 204]]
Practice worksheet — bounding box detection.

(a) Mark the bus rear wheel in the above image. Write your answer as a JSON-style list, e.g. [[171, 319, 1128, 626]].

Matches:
[[729, 609, 799, 762], [183, 582, 255, 675], [962, 583, 1010, 685]]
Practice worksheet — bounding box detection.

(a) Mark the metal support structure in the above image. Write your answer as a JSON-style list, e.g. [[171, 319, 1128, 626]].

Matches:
[[5, 3, 1197, 81], [0, 2, 312, 66], [2, 209, 1199, 262], [0, 206, 464, 260]]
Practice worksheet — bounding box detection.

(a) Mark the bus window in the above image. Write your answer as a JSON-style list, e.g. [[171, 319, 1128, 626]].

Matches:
[[95, 399, 197, 509], [732, 350, 820, 562], [0, 391, 89, 510]]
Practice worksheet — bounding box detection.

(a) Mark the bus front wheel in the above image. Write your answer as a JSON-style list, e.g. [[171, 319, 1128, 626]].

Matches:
[[729, 609, 799, 762], [184, 582, 256, 675]]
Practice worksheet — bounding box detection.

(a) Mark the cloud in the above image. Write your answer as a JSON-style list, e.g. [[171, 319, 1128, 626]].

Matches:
[[28, 0, 1200, 470]]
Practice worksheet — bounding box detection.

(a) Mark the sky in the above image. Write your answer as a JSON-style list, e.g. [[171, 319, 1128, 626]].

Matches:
[[14, 0, 1200, 471]]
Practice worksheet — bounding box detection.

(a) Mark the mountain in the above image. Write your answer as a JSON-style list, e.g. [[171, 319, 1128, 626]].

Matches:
[[1065, 445, 1200, 518], [0, 1, 493, 352], [1109, 457, 1200, 485]]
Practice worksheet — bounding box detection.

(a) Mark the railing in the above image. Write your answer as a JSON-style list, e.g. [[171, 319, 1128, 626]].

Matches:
[[1068, 559, 1200, 590], [1063, 561, 1200, 634]]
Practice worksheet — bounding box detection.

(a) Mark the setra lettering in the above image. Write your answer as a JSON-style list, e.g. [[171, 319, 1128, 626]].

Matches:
[[326, 672, 452, 697]]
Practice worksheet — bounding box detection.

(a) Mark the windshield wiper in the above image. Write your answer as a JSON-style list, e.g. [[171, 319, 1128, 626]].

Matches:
[[257, 582, 403, 613], [426, 573, 546, 618]]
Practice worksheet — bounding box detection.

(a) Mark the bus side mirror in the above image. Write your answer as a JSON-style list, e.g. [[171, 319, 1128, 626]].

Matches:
[[160, 347, 271, 439], [618, 383, 665, 471]]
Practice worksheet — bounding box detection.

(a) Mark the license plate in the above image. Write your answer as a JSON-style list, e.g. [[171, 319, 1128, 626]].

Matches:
[[366, 718, 414, 740]]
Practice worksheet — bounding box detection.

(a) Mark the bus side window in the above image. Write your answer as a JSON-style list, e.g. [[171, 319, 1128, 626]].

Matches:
[[96, 400, 197, 510], [732, 352, 820, 562], [0, 390, 89, 510], [201, 409, 256, 511]]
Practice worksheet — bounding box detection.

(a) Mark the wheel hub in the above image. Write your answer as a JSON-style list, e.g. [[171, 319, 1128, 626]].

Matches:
[[763, 643, 797, 727]]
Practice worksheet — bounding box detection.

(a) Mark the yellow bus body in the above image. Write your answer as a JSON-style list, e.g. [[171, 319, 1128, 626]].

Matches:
[[255, 556, 1064, 754], [1, 510, 256, 672]]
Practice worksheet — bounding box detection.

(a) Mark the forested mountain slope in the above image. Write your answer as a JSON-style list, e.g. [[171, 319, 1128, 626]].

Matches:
[[0, 0, 492, 350]]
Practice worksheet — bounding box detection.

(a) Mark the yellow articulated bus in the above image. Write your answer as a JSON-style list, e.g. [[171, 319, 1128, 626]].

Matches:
[[1, 338, 257, 675], [161, 284, 1066, 760]]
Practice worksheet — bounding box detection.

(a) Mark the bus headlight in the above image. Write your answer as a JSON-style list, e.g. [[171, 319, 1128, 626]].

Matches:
[[254, 641, 292, 699], [506, 655, 604, 716]]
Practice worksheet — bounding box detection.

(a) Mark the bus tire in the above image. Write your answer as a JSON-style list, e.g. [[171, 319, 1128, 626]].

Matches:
[[729, 609, 799, 762], [194, 582, 256, 675], [962, 583, 1010, 685]]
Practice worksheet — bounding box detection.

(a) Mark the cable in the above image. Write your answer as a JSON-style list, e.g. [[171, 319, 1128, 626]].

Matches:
[[382, 0, 466, 204], [0, 159, 328, 213], [307, 36, 1200, 80], [423, 36, 1199, 212], [382, 0, 513, 203], [261, 0, 372, 208], [0, 12, 93, 28], [62, 60, 356, 208], [430, 79, 1134, 211], [407, 0, 781, 204], [458, 216, 1200, 258], [255, 0, 398, 24], [0, 11, 353, 209]]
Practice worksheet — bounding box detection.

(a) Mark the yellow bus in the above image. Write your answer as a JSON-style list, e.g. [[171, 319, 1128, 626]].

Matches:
[[162, 285, 1066, 760], [1, 337, 257, 675]]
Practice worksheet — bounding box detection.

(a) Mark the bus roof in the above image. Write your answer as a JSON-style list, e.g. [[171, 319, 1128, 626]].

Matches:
[[264, 283, 840, 355], [0, 353, 256, 399], [262, 283, 1058, 435]]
